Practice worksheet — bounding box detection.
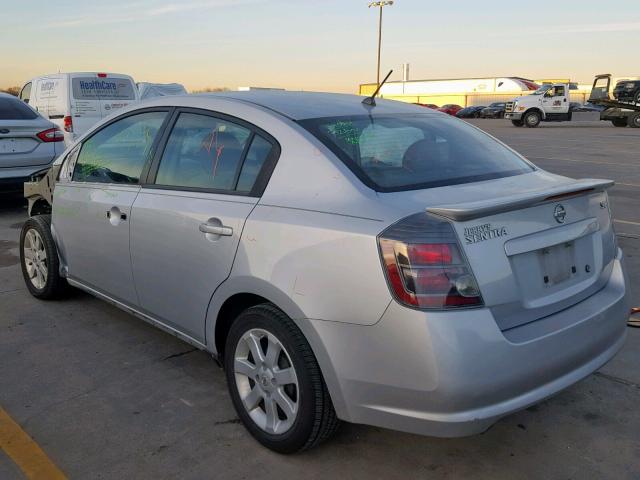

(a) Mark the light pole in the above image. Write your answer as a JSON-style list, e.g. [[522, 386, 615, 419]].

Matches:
[[368, 1, 394, 89]]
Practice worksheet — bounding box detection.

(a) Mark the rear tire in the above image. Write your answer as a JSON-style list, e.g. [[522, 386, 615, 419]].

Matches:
[[524, 110, 541, 128], [224, 303, 340, 453], [20, 215, 68, 299], [634, 91, 640, 104], [628, 113, 640, 128], [511, 119, 524, 127], [612, 118, 628, 128]]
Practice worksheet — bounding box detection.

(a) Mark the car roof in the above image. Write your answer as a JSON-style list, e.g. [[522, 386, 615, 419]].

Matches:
[[196, 90, 434, 120]]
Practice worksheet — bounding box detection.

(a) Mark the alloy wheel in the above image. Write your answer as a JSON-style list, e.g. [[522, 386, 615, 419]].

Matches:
[[233, 328, 299, 435], [23, 229, 47, 289]]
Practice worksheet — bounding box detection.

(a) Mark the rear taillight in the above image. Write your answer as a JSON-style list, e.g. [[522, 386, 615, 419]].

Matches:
[[36, 128, 65, 143], [63, 115, 73, 132], [378, 213, 483, 309]]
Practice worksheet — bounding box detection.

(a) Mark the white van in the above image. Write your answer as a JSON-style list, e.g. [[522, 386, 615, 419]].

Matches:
[[19, 72, 139, 145]]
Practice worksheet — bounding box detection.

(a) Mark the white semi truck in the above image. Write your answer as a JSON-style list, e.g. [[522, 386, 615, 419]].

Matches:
[[505, 74, 640, 128]]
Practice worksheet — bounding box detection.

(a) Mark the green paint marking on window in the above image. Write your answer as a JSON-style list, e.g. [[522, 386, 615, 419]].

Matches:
[[331, 121, 360, 145]]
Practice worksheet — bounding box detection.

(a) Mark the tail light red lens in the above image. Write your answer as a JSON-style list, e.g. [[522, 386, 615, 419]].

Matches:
[[63, 115, 73, 133], [36, 128, 65, 143], [378, 213, 483, 309]]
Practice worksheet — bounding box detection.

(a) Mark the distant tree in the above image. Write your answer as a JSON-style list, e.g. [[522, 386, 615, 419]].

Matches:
[[1, 86, 20, 96]]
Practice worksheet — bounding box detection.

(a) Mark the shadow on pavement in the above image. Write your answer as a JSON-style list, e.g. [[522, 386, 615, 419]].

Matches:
[[0, 191, 26, 213]]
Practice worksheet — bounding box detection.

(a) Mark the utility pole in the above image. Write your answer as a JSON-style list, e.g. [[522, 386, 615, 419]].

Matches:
[[368, 1, 394, 88]]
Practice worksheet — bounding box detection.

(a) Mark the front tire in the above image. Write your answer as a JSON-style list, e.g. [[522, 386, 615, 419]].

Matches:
[[511, 119, 524, 127], [224, 304, 340, 453], [20, 215, 68, 299], [524, 110, 541, 128], [612, 118, 628, 128]]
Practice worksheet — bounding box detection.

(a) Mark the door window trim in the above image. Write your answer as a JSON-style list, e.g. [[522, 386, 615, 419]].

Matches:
[[143, 107, 281, 198], [69, 106, 175, 186]]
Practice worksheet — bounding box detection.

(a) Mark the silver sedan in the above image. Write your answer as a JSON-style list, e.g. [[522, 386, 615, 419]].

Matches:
[[0, 92, 63, 189], [20, 91, 629, 453]]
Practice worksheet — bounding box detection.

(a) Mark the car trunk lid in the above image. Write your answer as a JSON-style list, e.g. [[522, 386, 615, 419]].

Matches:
[[427, 178, 616, 331], [0, 119, 55, 165]]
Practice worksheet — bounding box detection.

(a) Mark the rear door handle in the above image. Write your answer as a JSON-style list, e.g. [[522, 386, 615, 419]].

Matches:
[[106, 207, 127, 223], [199, 223, 233, 236], [106, 211, 127, 220]]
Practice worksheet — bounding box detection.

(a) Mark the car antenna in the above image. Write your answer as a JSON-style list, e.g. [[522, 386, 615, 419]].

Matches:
[[362, 69, 393, 107]]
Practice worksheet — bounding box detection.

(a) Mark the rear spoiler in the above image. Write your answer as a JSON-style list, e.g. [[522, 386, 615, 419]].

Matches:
[[427, 179, 614, 222]]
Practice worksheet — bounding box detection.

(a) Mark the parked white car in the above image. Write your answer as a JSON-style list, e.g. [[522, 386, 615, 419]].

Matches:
[[19, 72, 138, 145], [137, 82, 187, 100]]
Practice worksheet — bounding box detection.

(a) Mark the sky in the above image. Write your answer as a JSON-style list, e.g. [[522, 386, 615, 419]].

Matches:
[[1, 0, 639, 92]]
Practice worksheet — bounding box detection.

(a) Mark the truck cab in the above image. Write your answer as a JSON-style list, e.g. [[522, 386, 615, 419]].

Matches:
[[505, 83, 571, 127]]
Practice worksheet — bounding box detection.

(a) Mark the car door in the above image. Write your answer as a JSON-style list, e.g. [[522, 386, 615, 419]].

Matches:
[[129, 109, 279, 342], [542, 85, 569, 114], [52, 109, 170, 306]]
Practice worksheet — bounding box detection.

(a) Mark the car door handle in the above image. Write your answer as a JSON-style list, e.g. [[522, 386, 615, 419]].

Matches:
[[199, 223, 233, 236], [106, 210, 127, 220]]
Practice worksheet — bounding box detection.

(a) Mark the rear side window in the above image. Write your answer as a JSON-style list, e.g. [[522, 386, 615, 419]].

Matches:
[[299, 114, 534, 192], [73, 111, 167, 184], [72, 77, 136, 100], [236, 135, 272, 193], [0, 96, 38, 120], [155, 112, 271, 193]]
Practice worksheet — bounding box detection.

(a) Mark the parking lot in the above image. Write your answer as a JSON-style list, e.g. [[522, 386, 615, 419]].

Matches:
[[1, 119, 639, 479]]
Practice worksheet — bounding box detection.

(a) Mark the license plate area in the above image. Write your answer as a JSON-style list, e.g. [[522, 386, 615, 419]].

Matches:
[[0, 138, 37, 154], [538, 241, 576, 287], [508, 233, 600, 308]]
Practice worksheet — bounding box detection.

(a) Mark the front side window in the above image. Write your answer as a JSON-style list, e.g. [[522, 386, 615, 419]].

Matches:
[[73, 111, 167, 184], [300, 114, 534, 192], [155, 113, 270, 193]]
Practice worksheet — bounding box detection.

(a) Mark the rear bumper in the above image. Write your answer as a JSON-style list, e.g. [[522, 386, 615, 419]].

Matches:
[[307, 250, 629, 437], [0, 163, 53, 183]]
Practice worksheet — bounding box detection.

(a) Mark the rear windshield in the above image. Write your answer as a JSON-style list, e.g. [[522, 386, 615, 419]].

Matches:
[[299, 114, 534, 192], [72, 77, 135, 100], [0, 97, 38, 120]]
